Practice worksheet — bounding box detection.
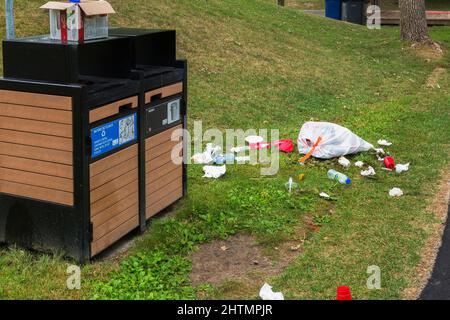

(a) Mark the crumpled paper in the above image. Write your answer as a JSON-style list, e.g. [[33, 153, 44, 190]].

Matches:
[[395, 163, 410, 174], [338, 156, 350, 168], [202, 165, 226, 179], [389, 187, 404, 197], [191, 143, 221, 164], [361, 166, 376, 177], [377, 139, 392, 146], [259, 283, 284, 300], [319, 192, 330, 199], [374, 148, 385, 155], [354, 161, 364, 168]]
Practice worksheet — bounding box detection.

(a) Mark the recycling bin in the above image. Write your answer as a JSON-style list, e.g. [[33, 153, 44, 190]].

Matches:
[[0, 35, 141, 262], [0, 29, 187, 262], [109, 28, 187, 222], [342, 0, 366, 25], [325, 0, 342, 20]]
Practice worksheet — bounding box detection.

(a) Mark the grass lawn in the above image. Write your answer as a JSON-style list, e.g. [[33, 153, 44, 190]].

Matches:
[[0, 0, 449, 300], [285, 0, 450, 10]]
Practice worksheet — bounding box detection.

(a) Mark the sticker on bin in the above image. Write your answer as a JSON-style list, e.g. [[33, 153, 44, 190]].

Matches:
[[91, 113, 137, 158]]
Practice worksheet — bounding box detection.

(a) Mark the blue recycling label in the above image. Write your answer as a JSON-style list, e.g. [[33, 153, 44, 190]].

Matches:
[[91, 113, 137, 158]]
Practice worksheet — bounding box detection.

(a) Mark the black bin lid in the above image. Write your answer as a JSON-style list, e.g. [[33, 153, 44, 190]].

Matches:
[[2, 35, 135, 84]]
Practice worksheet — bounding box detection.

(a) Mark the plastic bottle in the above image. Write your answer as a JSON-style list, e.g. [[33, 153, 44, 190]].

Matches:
[[214, 154, 235, 165], [284, 177, 298, 193], [327, 169, 351, 185]]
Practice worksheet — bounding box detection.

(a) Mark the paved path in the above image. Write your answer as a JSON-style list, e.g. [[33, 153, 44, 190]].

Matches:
[[420, 204, 450, 300]]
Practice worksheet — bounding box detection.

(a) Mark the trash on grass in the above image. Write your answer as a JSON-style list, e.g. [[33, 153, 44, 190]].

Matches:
[[259, 283, 284, 301], [384, 156, 396, 169], [337, 286, 352, 300], [374, 148, 385, 155], [230, 146, 248, 153], [327, 169, 351, 185], [319, 192, 331, 199], [203, 165, 226, 179], [338, 156, 351, 168], [319, 192, 337, 201], [354, 161, 364, 168], [192, 143, 221, 164], [231, 139, 294, 153], [298, 173, 305, 181], [389, 187, 404, 197], [285, 177, 298, 193], [377, 139, 392, 146], [395, 163, 410, 174], [361, 166, 376, 177], [297, 122, 373, 163], [268, 139, 294, 153], [213, 153, 235, 165], [290, 244, 301, 251], [245, 135, 264, 144]]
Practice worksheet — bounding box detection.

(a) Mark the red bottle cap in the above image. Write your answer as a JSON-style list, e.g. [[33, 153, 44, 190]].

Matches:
[[384, 156, 395, 169], [336, 286, 352, 300]]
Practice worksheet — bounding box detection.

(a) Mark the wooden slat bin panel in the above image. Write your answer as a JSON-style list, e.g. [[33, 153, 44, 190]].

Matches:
[[0, 91, 73, 206], [145, 124, 183, 219], [145, 82, 183, 104], [90, 144, 140, 256], [89, 96, 138, 124]]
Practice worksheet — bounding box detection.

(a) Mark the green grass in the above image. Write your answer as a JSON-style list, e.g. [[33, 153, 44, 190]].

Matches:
[[0, 0, 449, 300], [284, 0, 450, 10]]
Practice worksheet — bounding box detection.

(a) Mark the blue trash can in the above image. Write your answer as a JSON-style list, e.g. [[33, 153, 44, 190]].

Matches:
[[325, 0, 342, 20]]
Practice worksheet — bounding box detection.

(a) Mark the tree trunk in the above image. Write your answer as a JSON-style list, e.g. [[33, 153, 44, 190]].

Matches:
[[399, 0, 428, 42]]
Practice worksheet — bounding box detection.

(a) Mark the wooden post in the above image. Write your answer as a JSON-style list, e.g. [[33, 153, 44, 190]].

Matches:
[[5, 0, 15, 39], [277, 0, 285, 7]]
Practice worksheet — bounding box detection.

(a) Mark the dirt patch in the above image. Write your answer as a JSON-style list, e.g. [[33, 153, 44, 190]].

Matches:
[[402, 168, 450, 299], [426, 67, 447, 89], [410, 41, 444, 61], [190, 233, 301, 287]]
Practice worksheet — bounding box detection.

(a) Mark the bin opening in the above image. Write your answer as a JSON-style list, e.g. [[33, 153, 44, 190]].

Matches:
[[135, 65, 179, 78], [119, 103, 134, 113], [148, 92, 163, 103]]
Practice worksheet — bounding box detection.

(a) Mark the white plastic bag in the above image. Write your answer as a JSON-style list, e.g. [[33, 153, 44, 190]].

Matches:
[[203, 165, 226, 179], [259, 283, 284, 300], [298, 122, 373, 159]]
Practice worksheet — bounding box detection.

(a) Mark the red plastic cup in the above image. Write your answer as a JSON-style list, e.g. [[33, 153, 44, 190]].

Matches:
[[336, 286, 352, 300], [384, 156, 395, 169]]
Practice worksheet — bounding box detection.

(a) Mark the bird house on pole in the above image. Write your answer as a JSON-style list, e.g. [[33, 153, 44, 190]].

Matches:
[[5, 0, 15, 39]]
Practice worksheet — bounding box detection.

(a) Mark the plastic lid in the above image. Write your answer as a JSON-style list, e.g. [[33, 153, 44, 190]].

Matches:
[[70, 0, 80, 3], [345, 178, 351, 185]]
